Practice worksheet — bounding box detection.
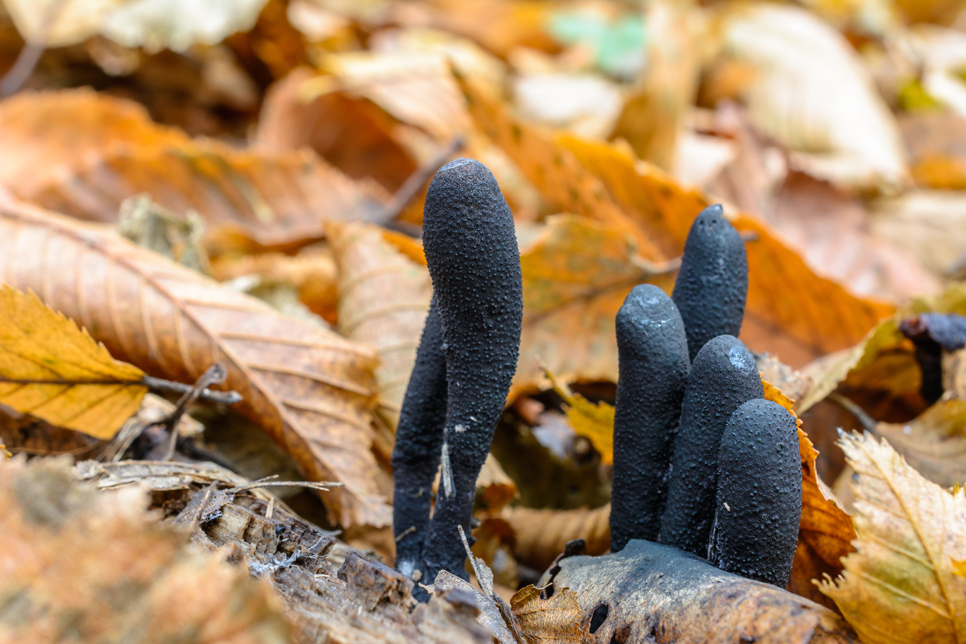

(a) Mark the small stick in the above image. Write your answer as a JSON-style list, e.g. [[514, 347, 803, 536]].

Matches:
[[160, 364, 228, 461], [377, 137, 465, 226]]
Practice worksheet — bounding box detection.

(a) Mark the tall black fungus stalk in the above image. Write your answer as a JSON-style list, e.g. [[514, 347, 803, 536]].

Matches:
[[672, 204, 748, 362], [391, 158, 523, 600], [610, 285, 689, 552]]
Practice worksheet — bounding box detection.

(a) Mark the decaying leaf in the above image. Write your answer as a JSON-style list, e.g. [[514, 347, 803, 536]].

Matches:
[[0, 456, 293, 644], [763, 380, 858, 608], [516, 214, 676, 394], [503, 504, 611, 573], [510, 584, 582, 644], [0, 284, 147, 439], [546, 368, 616, 464], [544, 539, 857, 643], [872, 397, 966, 488], [0, 89, 390, 251], [821, 432, 966, 644], [329, 221, 432, 430], [716, 3, 907, 191], [0, 199, 387, 528], [461, 75, 894, 369]]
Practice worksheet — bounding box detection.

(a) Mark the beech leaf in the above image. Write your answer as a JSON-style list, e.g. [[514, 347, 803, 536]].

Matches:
[[0, 284, 147, 439], [821, 432, 966, 644]]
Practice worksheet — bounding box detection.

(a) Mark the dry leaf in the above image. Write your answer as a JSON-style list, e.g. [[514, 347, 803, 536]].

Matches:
[[0, 456, 292, 644], [424, 0, 560, 59], [900, 111, 966, 190], [0, 199, 387, 528], [546, 368, 616, 464], [763, 379, 858, 608], [716, 3, 907, 191], [5, 0, 270, 50], [821, 432, 966, 644], [872, 397, 966, 488], [516, 214, 675, 394], [461, 75, 894, 369], [510, 584, 582, 644], [0, 284, 147, 439], [872, 190, 966, 279], [328, 221, 432, 430], [0, 89, 389, 251], [503, 504, 611, 573], [257, 67, 419, 193]]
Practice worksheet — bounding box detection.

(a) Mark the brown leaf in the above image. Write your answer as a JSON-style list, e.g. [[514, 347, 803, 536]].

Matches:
[[0, 89, 389, 251], [545, 538, 856, 643], [821, 432, 966, 644], [900, 111, 966, 190], [461, 75, 895, 368], [503, 504, 611, 573], [873, 397, 966, 488], [0, 199, 388, 528], [510, 584, 582, 644], [257, 67, 419, 193], [329, 221, 432, 430], [0, 456, 293, 644]]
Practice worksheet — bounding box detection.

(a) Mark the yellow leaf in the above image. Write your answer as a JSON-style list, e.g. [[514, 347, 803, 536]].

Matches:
[[510, 584, 582, 644], [545, 368, 616, 465], [820, 432, 966, 644], [0, 285, 146, 439]]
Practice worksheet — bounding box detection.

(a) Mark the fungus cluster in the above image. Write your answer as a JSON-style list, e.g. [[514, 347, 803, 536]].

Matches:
[[391, 158, 523, 600], [392, 160, 800, 599], [611, 204, 801, 587]]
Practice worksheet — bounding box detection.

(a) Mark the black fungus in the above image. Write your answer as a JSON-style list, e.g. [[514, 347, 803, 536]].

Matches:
[[900, 312, 966, 405], [659, 335, 763, 557], [416, 158, 524, 590], [610, 285, 690, 552], [709, 399, 801, 587], [390, 297, 447, 594], [671, 204, 748, 362]]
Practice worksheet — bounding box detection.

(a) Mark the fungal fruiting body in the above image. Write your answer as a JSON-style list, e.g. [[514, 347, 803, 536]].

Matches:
[[610, 285, 690, 552], [414, 158, 524, 588], [671, 204, 748, 362], [390, 298, 447, 584], [659, 335, 764, 556], [710, 399, 802, 586]]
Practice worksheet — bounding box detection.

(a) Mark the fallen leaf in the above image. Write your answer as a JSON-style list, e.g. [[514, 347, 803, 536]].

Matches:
[[5, 0, 270, 51], [821, 432, 966, 644], [900, 111, 966, 190], [546, 369, 616, 464], [0, 199, 387, 528], [0, 284, 147, 439], [516, 214, 676, 394], [872, 190, 966, 279], [257, 67, 419, 193], [715, 3, 907, 191], [872, 397, 966, 488], [328, 221, 432, 430], [0, 89, 390, 251], [461, 75, 895, 369], [510, 584, 582, 644], [763, 379, 857, 609], [502, 504, 611, 573], [424, 0, 560, 59], [0, 456, 292, 644]]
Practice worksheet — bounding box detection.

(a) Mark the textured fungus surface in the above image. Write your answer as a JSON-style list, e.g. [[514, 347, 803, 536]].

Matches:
[[672, 204, 748, 362], [710, 399, 802, 587], [391, 298, 447, 591], [659, 335, 763, 556], [417, 158, 523, 591], [610, 285, 690, 552]]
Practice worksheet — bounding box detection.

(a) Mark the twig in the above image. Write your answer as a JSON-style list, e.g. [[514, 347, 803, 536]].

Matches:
[[160, 364, 228, 461], [376, 137, 465, 226], [827, 393, 878, 434], [0, 0, 70, 97], [142, 375, 242, 405]]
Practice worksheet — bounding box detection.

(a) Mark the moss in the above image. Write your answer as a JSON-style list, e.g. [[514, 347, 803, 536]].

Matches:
[[610, 285, 689, 552]]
